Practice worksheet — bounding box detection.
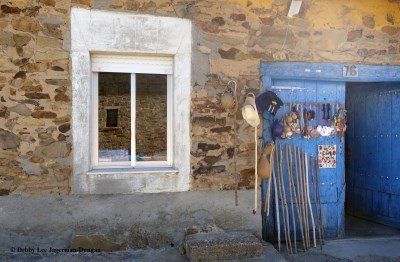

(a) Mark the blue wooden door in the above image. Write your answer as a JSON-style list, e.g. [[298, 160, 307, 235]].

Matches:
[[261, 79, 346, 240], [346, 82, 400, 228]]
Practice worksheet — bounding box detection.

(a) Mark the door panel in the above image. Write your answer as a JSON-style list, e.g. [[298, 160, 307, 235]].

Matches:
[[346, 82, 400, 228], [263, 79, 345, 239]]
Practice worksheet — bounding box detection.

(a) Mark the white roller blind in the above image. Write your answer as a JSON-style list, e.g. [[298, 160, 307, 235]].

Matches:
[[91, 55, 174, 74]]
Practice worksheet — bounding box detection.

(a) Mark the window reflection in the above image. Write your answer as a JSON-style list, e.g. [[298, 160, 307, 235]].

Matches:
[[98, 72, 131, 162], [136, 74, 167, 162]]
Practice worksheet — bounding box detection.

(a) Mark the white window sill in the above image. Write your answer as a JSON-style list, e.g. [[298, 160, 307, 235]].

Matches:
[[85, 166, 181, 194], [87, 166, 178, 176]]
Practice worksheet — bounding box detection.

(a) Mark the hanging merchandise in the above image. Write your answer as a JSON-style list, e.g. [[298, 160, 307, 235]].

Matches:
[[271, 102, 347, 140], [242, 93, 260, 127], [318, 104, 333, 137], [242, 92, 260, 214], [304, 151, 317, 248], [256, 90, 283, 119], [263, 142, 275, 216], [268, 144, 323, 253], [221, 83, 236, 110], [272, 119, 284, 141], [310, 104, 319, 138], [258, 142, 274, 179], [291, 105, 302, 135], [306, 105, 315, 138], [310, 155, 324, 248], [286, 144, 297, 253], [330, 104, 337, 136], [272, 149, 281, 251], [336, 107, 347, 137], [318, 145, 337, 168], [277, 145, 292, 253], [281, 105, 294, 139], [303, 107, 310, 139]]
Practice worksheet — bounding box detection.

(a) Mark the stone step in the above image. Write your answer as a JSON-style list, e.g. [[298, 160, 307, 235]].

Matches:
[[184, 231, 263, 261]]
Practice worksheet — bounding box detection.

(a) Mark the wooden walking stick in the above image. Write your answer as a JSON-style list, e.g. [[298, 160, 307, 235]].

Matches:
[[294, 145, 306, 251], [286, 144, 297, 253], [279, 145, 292, 253], [302, 150, 311, 249], [273, 147, 281, 251], [253, 128, 258, 214], [292, 145, 304, 252], [264, 143, 275, 214], [298, 147, 308, 249], [277, 145, 289, 252], [311, 156, 323, 249], [315, 158, 325, 245], [305, 153, 317, 248], [281, 145, 292, 253], [304, 151, 310, 248]]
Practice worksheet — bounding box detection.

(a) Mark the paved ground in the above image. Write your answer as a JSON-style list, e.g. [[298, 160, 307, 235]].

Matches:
[[279, 236, 400, 262], [345, 216, 400, 238], [1, 237, 400, 261], [0, 248, 184, 262], [0, 243, 284, 262]]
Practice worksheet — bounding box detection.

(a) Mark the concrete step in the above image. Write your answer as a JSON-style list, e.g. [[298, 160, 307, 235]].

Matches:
[[184, 231, 263, 261]]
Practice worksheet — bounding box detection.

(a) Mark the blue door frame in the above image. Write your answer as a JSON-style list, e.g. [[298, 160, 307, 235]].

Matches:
[[260, 62, 400, 242]]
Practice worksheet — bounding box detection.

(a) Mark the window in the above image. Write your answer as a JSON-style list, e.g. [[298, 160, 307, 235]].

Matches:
[[91, 55, 173, 168], [71, 8, 191, 193], [105, 109, 119, 127]]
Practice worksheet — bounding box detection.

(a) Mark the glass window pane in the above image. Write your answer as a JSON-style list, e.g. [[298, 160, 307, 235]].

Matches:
[[98, 72, 131, 163], [136, 74, 167, 162]]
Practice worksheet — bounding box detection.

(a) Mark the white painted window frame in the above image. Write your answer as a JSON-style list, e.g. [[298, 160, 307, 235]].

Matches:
[[71, 8, 191, 194], [91, 55, 173, 168]]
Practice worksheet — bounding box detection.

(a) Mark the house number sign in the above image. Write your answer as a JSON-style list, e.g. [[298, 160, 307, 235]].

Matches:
[[343, 64, 358, 78]]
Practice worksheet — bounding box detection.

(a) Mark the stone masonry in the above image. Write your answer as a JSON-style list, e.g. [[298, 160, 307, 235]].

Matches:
[[0, 0, 399, 194]]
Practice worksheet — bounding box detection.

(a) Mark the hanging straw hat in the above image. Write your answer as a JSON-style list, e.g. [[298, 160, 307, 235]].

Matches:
[[242, 93, 260, 127], [242, 92, 261, 214]]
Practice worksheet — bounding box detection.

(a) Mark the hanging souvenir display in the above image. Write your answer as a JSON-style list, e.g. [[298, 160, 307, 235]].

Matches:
[[281, 105, 295, 139], [272, 119, 284, 141], [256, 90, 283, 119], [318, 145, 337, 168], [242, 92, 260, 214], [271, 102, 347, 140], [310, 104, 319, 138], [221, 83, 236, 110], [258, 142, 274, 179]]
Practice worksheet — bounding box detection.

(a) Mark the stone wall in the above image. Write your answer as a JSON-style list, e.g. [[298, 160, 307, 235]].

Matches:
[[136, 74, 167, 159], [0, 0, 71, 195], [0, 0, 399, 194], [98, 72, 131, 159], [98, 95, 131, 150], [98, 94, 167, 158], [136, 94, 167, 157]]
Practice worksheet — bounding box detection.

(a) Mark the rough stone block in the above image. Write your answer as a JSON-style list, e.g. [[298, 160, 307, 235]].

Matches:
[[185, 231, 263, 261], [70, 234, 128, 252]]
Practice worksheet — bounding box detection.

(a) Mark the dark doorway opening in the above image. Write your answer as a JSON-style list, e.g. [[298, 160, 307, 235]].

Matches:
[[345, 81, 400, 238]]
